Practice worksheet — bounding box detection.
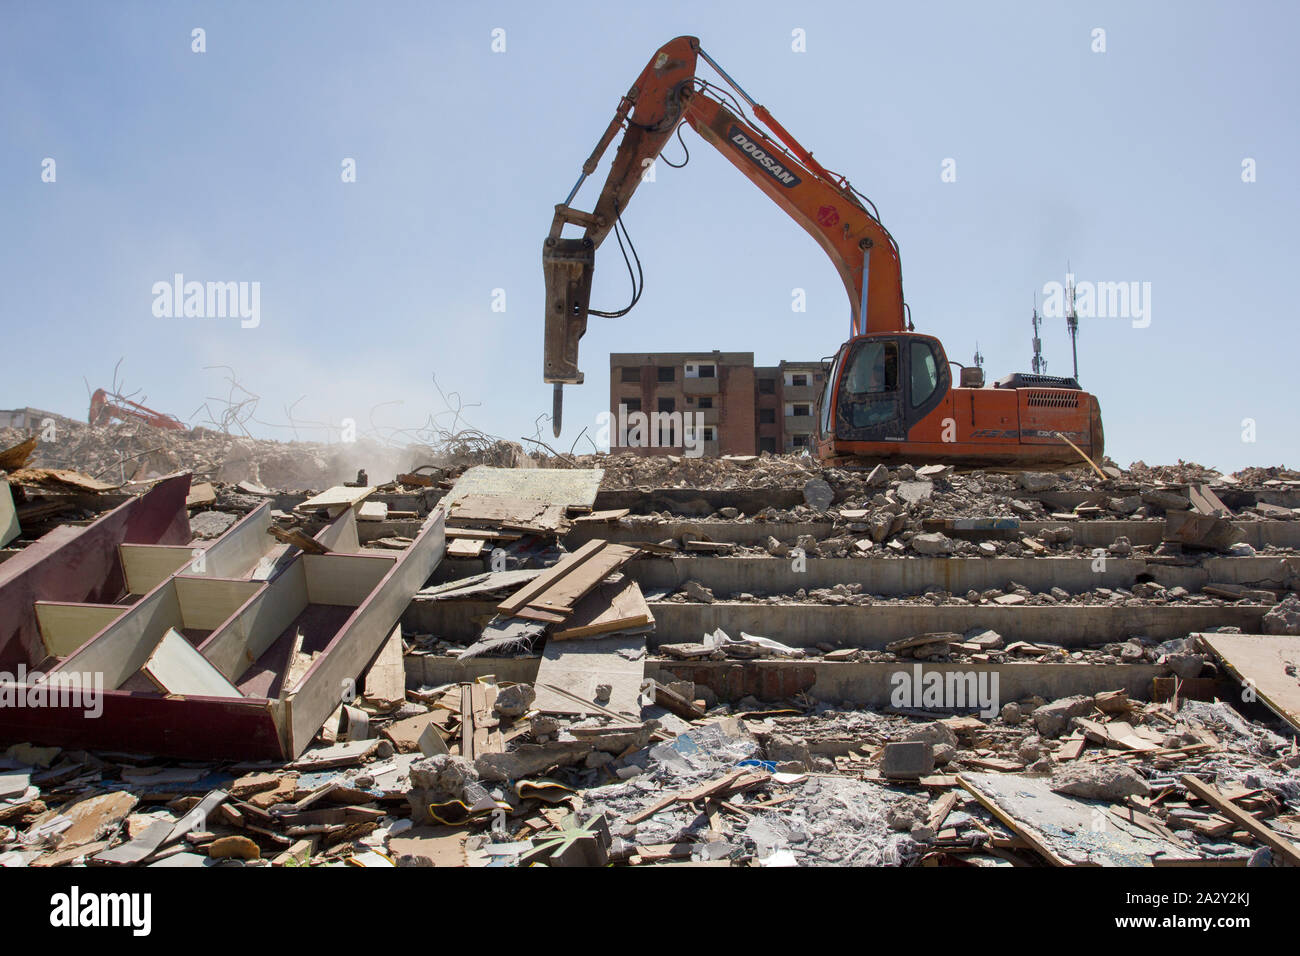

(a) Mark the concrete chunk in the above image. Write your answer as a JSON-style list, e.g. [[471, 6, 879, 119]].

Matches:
[[881, 741, 934, 779]]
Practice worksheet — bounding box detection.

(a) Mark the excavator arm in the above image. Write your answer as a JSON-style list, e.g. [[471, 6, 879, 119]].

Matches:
[[543, 35, 906, 435]]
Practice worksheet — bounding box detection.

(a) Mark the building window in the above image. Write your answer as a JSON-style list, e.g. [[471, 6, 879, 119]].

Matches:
[[620, 366, 640, 384], [698, 364, 716, 378], [759, 408, 776, 424], [791, 373, 808, 387], [792, 404, 811, 417], [791, 434, 811, 448], [759, 436, 777, 453], [698, 397, 713, 409], [621, 397, 641, 413], [758, 378, 776, 395], [657, 366, 675, 383], [658, 397, 675, 413], [703, 427, 716, 441]]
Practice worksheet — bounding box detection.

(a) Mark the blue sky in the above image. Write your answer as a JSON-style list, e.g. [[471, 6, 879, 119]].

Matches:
[[2, 1, 1295, 470]]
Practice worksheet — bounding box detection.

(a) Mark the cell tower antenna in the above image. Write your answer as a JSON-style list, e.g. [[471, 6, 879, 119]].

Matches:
[[1065, 263, 1080, 381], [1031, 291, 1046, 376]]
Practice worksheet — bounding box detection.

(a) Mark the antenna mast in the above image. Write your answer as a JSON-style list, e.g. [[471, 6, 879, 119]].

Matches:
[[1031, 293, 1046, 376], [1065, 266, 1080, 381]]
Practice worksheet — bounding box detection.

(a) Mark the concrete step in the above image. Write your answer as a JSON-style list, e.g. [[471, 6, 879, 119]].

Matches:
[[621, 555, 1299, 598], [403, 596, 1265, 648], [402, 651, 1172, 708], [567, 517, 1300, 551]]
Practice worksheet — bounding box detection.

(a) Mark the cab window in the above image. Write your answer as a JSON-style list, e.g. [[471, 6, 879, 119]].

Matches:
[[910, 341, 940, 407], [818, 353, 840, 435], [845, 341, 898, 394]]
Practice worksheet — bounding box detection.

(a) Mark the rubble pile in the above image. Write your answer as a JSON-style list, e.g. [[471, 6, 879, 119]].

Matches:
[[0, 423, 527, 491], [3, 679, 1297, 869], [2, 430, 1298, 868]]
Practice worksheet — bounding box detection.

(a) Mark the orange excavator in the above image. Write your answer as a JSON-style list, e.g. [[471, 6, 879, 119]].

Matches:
[[543, 36, 1104, 467], [89, 388, 186, 431]]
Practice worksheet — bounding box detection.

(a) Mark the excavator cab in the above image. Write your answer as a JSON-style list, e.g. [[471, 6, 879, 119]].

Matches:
[[816, 332, 952, 449]]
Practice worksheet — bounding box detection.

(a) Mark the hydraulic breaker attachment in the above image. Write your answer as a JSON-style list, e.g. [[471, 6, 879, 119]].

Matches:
[[543, 234, 595, 436]]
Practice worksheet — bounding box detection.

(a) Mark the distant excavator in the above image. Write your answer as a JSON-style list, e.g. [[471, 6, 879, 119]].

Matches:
[[542, 36, 1104, 467], [89, 389, 186, 431]]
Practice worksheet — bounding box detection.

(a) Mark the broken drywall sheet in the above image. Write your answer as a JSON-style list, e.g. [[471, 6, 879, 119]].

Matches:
[[959, 772, 1189, 866], [441, 466, 603, 509]]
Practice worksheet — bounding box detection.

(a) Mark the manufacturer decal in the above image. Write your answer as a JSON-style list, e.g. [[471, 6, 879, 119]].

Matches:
[[727, 125, 801, 187]]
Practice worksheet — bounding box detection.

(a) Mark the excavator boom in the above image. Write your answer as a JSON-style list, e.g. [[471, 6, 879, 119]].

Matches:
[[543, 37, 904, 433]]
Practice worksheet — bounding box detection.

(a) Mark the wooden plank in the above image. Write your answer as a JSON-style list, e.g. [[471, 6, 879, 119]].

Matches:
[[1196, 631, 1300, 733], [295, 485, 376, 516], [470, 682, 493, 756], [524, 544, 639, 617], [449, 495, 569, 535], [270, 526, 329, 555], [513, 606, 568, 624], [551, 579, 654, 640], [142, 628, 244, 698], [628, 768, 770, 824], [444, 527, 521, 542], [533, 634, 646, 718], [447, 538, 486, 559], [0, 436, 38, 471], [417, 568, 542, 600], [35, 602, 125, 658], [8, 467, 119, 493], [573, 509, 630, 523], [927, 792, 959, 832], [363, 624, 406, 708], [1181, 774, 1300, 866], [460, 683, 477, 761], [643, 679, 705, 720], [186, 482, 217, 509], [497, 539, 605, 615]]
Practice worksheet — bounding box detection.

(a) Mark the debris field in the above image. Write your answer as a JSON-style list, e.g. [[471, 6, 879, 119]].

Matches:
[[2, 424, 1299, 868]]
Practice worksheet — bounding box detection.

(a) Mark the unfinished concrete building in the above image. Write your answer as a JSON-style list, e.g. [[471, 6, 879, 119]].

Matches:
[[609, 352, 824, 457]]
